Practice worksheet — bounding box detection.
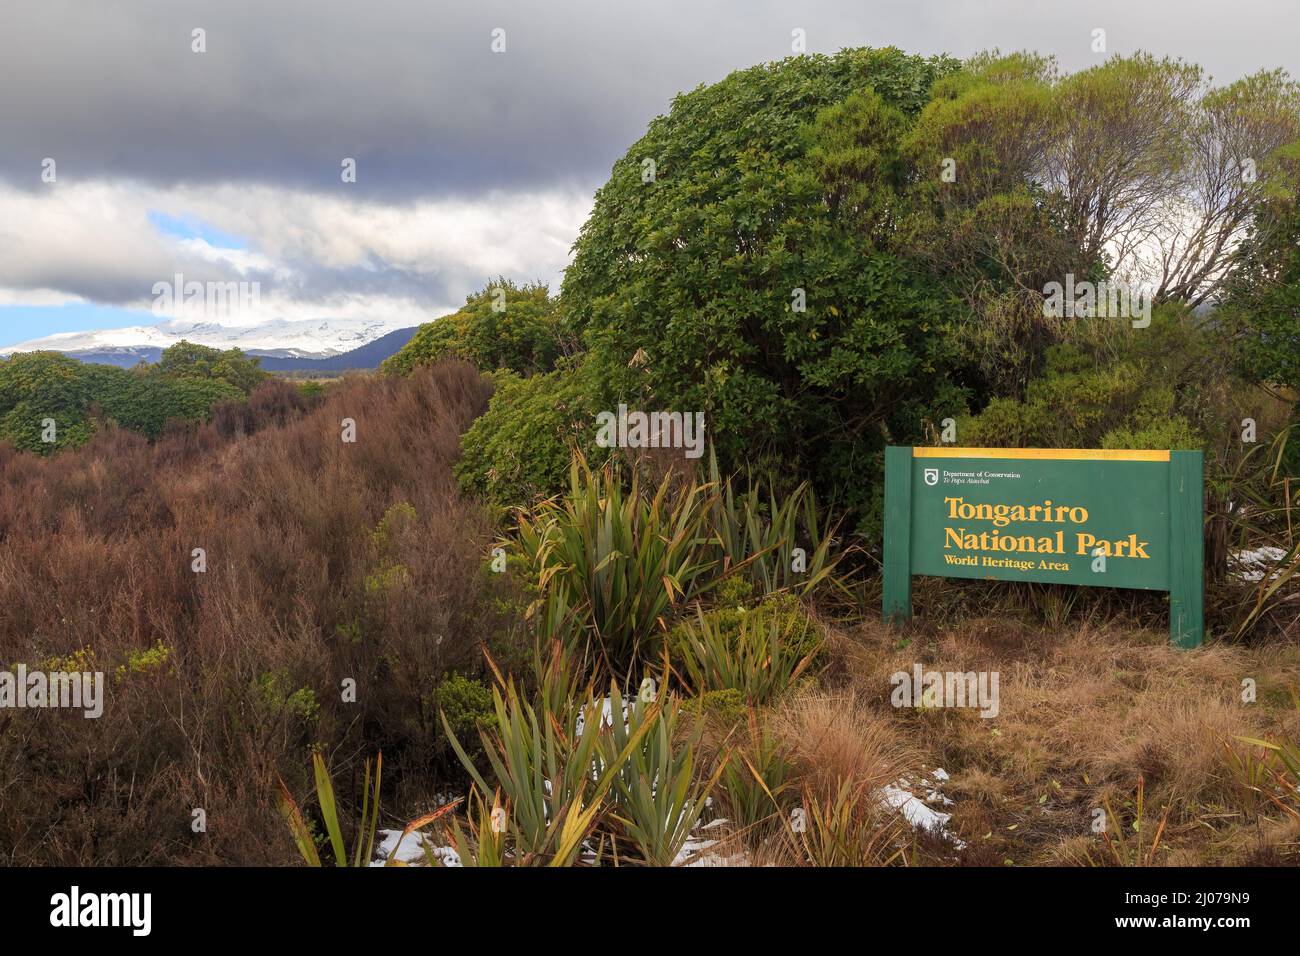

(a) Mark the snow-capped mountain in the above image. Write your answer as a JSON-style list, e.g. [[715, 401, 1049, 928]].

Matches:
[[1, 318, 412, 360]]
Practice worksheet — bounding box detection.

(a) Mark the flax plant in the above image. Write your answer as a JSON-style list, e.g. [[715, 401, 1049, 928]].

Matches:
[[600, 682, 726, 866], [676, 603, 823, 704], [515, 455, 718, 668], [707, 448, 845, 597], [278, 752, 383, 868], [442, 680, 654, 865]]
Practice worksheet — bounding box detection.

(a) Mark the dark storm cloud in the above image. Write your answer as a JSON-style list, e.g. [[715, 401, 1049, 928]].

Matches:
[[2, 0, 1296, 199], [272, 258, 457, 306]]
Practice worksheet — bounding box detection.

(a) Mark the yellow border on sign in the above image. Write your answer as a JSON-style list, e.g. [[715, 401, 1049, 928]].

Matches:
[[912, 447, 1170, 462]]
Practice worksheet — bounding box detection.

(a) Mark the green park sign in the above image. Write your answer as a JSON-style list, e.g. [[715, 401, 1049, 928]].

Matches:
[[882, 447, 1204, 647]]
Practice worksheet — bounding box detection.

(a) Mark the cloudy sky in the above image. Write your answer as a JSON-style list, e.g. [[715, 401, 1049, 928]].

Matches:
[[1, 0, 1296, 348]]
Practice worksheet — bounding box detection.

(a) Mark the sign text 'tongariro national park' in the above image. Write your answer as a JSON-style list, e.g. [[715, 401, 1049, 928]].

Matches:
[[883, 447, 1204, 647]]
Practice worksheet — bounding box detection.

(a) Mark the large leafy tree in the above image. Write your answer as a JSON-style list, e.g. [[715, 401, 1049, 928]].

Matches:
[[561, 48, 964, 532], [1217, 145, 1300, 393], [383, 279, 566, 377], [153, 340, 268, 393], [901, 53, 1300, 398]]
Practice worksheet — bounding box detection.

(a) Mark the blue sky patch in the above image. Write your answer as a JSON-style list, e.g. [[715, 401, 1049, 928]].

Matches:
[[147, 211, 247, 250], [0, 303, 156, 349]]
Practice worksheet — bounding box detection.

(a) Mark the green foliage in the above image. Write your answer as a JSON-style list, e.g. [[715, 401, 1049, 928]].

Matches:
[[295, 380, 328, 400], [436, 673, 495, 741], [530, 633, 590, 725], [441, 677, 719, 867], [383, 279, 565, 377], [0, 351, 96, 451], [1218, 165, 1300, 392], [279, 752, 464, 868], [254, 670, 320, 723], [114, 641, 172, 681], [904, 53, 1300, 399], [561, 48, 964, 533], [718, 714, 795, 848], [688, 688, 747, 728], [0, 340, 265, 452], [707, 449, 845, 597], [670, 592, 823, 704], [444, 788, 508, 867], [503, 448, 850, 674], [96, 370, 244, 440], [363, 501, 416, 598], [455, 356, 613, 505], [900, 57, 1073, 396], [601, 683, 722, 866], [442, 680, 656, 866], [513, 455, 719, 670], [371, 501, 418, 554], [959, 309, 1208, 451], [278, 752, 382, 867], [39, 647, 97, 675], [152, 340, 268, 393]]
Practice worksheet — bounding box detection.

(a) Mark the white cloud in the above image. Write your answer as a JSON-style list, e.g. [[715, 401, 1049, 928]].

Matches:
[[0, 180, 592, 323]]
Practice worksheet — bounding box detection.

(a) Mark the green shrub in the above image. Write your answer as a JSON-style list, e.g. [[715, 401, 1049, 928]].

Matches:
[[959, 314, 1208, 451], [254, 670, 320, 723], [0, 341, 265, 452], [686, 688, 748, 728], [0, 351, 97, 452], [383, 279, 565, 377], [99, 373, 244, 440], [513, 455, 718, 670], [1216, 152, 1300, 393], [114, 641, 172, 681], [152, 340, 268, 392], [670, 592, 823, 704], [561, 48, 965, 536], [371, 501, 418, 553], [436, 673, 495, 741], [296, 380, 327, 400], [365, 502, 417, 597], [455, 357, 613, 506]]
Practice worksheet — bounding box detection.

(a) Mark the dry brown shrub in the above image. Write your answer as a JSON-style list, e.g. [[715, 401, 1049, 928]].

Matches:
[[0, 360, 519, 864]]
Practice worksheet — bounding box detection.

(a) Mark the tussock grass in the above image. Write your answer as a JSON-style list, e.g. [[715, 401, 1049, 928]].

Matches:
[[810, 615, 1300, 865]]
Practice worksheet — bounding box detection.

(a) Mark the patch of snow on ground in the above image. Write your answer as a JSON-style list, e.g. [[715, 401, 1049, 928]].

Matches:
[[674, 818, 749, 867], [882, 769, 965, 850], [1230, 546, 1292, 582], [881, 784, 951, 832], [573, 695, 628, 736], [370, 829, 461, 867]]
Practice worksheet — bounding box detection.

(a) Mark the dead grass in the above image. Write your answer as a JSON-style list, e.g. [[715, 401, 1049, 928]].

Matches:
[[810, 614, 1300, 865], [771, 689, 917, 801]]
